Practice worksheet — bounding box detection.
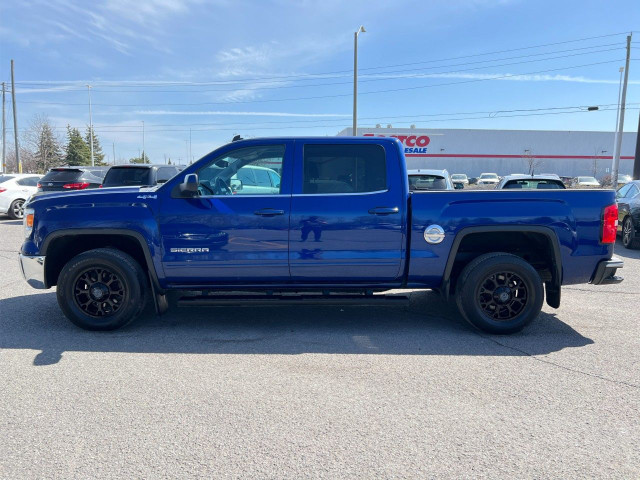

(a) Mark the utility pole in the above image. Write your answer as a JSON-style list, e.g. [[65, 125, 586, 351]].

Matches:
[[87, 85, 94, 166], [633, 110, 640, 180], [611, 33, 632, 187], [112, 142, 116, 165], [1, 82, 5, 174], [611, 66, 625, 166], [352, 26, 366, 136], [11, 60, 20, 173], [189, 128, 192, 163], [141, 121, 145, 163]]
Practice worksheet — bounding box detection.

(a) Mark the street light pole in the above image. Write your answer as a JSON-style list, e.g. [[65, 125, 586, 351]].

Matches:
[[87, 85, 94, 166], [353, 26, 366, 136], [142, 121, 145, 163]]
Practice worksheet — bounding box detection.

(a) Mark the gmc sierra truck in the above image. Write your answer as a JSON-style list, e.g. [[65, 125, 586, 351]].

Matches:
[[19, 137, 623, 333]]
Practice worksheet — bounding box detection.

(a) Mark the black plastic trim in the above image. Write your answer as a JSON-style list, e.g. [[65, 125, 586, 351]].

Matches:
[[441, 225, 563, 304], [590, 257, 624, 285], [40, 228, 163, 293]]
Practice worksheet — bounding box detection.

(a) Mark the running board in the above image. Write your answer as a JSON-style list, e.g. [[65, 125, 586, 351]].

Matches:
[[177, 293, 411, 307]]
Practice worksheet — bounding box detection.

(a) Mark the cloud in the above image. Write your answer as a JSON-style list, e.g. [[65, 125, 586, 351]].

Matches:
[[133, 110, 351, 117]]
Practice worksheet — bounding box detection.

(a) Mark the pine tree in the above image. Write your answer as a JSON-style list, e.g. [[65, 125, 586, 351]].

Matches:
[[129, 152, 150, 164], [85, 126, 106, 165], [65, 126, 92, 166]]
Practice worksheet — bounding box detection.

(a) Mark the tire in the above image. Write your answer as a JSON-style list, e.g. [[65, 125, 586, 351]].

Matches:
[[8, 199, 25, 220], [56, 248, 148, 331], [621, 217, 639, 249], [455, 253, 544, 334]]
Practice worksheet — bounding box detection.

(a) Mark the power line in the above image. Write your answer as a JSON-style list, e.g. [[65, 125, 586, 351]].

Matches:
[[16, 59, 632, 107], [13, 45, 625, 95], [15, 31, 631, 88], [25, 105, 637, 134]]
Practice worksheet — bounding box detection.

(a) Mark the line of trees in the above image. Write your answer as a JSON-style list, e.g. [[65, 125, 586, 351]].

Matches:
[[2, 114, 108, 174]]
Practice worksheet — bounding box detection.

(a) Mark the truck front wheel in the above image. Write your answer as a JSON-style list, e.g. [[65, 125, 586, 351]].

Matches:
[[455, 253, 544, 334], [57, 248, 148, 331]]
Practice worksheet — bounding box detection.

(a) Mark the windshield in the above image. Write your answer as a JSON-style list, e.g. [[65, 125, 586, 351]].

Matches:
[[480, 173, 498, 179], [408, 174, 448, 190], [103, 167, 153, 187], [451, 174, 466, 180], [578, 177, 598, 183]]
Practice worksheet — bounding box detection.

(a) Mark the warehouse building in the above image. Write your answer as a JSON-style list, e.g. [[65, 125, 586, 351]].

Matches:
[[337, 127, 637, 179]]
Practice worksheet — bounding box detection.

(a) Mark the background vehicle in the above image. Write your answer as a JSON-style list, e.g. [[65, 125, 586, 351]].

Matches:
[[616, 180, 640, 249], [407, 169, 453, 191], [0, 174, 41, 219], [230, 164, 281, 194], [571, 176, 601, 188], [450, 173, 469, 186], [497, 175, 566, 190], [101, 164, 184, 188], [37, 167, 104, 192], [477, 173, 500, 186], [20, 137, 622, 335]]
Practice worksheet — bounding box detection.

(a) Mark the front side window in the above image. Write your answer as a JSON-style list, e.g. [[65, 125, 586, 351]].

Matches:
[[197, 145, 285, 196], [302, 144, 386, 194]]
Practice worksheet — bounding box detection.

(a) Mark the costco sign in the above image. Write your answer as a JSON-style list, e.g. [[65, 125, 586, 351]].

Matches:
[[363, 133, 430, 154]]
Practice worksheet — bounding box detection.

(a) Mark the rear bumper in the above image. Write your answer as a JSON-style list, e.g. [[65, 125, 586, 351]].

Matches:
[[591, 256, 624, 285], [19, 254, 47, 289]]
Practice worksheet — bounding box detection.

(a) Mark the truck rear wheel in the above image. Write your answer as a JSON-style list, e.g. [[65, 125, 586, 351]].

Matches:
[[57, 248, 148, 331], [455, 253, 543, 334]]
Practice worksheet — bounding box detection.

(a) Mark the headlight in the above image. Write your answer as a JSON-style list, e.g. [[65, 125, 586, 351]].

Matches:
[[24, 208, 34, 238]]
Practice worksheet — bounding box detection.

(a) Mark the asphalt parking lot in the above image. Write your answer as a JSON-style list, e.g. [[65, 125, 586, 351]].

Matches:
[[0, 216, 638, 478]]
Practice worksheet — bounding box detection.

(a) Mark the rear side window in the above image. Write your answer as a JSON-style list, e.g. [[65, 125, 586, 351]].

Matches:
[[253, 169, 271, 187], [303, 144, 386, 194], [17, 177, 40, 187], [627, 184, 640, 198], [156, 167, 178, 183], [103, 168, 152, 186], [0, 175, 15, 184], [40, 169, 83, 182]]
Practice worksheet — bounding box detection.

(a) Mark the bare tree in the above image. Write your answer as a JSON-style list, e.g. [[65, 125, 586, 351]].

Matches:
[[522, 148, 543, 175], [23, 114, 63, 173]]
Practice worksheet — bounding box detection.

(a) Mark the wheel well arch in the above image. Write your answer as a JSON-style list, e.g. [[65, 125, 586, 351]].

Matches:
[[41, 230, 159, 290], [441, 226, 562, 308]]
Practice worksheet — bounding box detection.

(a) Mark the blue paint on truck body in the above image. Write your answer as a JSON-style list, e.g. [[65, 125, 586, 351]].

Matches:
[[23, 137, 616, 294]]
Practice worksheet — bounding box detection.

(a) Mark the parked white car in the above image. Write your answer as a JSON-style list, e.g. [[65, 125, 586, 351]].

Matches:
[[0, 174, 42, 219], [571, 176, 601, 188], [407, 169, 454, 191], [477, 173, 500, 186], [450, 173, 469, 186]]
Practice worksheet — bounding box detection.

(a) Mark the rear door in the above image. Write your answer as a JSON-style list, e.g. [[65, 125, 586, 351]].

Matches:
[[289, 141, 405, 283]]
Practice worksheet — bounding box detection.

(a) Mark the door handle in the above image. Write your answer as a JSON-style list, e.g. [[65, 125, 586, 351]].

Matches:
[[254, 208, 285, 217], [368, 206, 399, 215]]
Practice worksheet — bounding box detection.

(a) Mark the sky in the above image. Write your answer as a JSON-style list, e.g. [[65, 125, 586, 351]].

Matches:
[[0, 0, 639, 164]]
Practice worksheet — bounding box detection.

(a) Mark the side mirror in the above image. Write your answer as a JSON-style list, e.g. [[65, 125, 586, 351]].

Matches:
[[453, 182, 464, 190], [179, 173, 199, 196]]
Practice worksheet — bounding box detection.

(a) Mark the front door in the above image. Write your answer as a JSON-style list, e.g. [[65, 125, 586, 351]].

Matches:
[[288, 141, 405, 283], [158, 142, 293, 285]]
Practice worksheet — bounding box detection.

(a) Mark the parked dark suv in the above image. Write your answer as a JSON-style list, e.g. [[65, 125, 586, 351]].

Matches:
[[101, 164, 184, 188], [37, 167, 107, 192]]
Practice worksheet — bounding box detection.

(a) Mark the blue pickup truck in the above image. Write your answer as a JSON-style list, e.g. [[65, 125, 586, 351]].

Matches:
[[19, 137, 623, 334]]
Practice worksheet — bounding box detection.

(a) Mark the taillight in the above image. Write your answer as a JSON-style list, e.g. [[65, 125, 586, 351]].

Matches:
[[0, 187, 6, 193], [601, 203, 618, 244], [36, 183, 41, 189], [62, 182, 90, 190]]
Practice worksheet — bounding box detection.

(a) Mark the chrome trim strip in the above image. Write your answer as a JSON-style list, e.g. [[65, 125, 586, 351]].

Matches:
[[18, 254, 47, 289]]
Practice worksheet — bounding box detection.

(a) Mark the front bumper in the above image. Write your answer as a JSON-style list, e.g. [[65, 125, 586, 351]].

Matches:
[[591, 256, 624, 285], [19, 254, 47, 289]]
